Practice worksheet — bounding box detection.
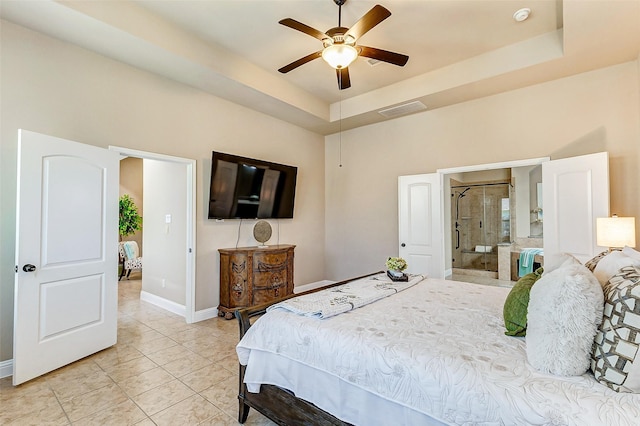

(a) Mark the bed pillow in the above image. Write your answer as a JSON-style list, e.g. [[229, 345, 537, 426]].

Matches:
[[526, 263, 604, 376], [622, 246, 640, 261], [591, 265, 640, 393], [503, 267, 543, 337], [541, 252, 581, 275], [593, 250, 640, 288], [585, 251, 609, 272]]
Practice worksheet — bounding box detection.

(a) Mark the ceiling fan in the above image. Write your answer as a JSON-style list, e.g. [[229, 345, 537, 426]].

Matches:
[[278, 0, 409, 90]]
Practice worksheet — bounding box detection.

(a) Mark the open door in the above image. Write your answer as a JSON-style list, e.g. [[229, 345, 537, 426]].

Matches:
[[400, 153, 609, 279], [13, 130, 119, 385], [398, 174, 444, 278], [542, 152, 609, 263]]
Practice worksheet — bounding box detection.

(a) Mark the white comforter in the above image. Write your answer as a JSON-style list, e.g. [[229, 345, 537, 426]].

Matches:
[[237, 278, 640, 425]]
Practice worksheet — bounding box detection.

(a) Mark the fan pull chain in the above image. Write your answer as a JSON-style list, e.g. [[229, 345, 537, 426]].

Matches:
[[339, 92, 343, 167]]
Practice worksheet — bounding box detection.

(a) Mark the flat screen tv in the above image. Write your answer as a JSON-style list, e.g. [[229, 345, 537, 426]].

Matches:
[[208, 151, 298, 219]]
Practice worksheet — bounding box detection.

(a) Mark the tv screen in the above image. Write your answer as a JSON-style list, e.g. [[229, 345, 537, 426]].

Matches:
[[208, 151, 297, 219]]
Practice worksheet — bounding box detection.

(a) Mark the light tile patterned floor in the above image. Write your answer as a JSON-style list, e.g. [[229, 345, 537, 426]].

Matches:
[[0, 276, 275, 425]]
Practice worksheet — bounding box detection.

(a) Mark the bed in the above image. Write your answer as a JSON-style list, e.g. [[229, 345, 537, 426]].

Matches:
[[235, 270, 640, 425]]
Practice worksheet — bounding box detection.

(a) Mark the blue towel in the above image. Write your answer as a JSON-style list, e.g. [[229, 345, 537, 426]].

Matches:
[[123, 241, 136, 260], [519, 248, 544, 277]]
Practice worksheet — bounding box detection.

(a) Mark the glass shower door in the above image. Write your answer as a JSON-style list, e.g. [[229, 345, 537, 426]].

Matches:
[[452, 184, 510, 271]]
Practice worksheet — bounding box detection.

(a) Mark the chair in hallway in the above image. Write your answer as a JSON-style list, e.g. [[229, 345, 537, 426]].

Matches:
[[118, 240, 142, 280]]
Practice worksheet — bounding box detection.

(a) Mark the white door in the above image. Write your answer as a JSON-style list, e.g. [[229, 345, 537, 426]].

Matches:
[[543, 152, 609, 263], [13, 130, 119, 385], [398, 174, 444, 278]]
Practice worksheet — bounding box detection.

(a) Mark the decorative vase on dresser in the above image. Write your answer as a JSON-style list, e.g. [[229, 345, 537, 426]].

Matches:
[[218, 244, 295, 319]]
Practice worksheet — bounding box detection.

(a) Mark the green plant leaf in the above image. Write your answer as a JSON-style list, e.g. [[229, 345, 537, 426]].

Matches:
[[119, 194, 142, 237]]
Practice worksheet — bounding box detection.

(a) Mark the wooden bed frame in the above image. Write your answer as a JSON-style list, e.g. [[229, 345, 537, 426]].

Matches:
[[234, 272, 382, 425]]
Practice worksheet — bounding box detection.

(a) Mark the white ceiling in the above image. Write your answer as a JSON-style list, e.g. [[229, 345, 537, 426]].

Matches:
[[2, 0, 640, 135]]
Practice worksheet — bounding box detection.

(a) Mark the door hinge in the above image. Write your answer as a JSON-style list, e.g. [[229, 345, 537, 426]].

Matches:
[[15, 265, 18, 273], [188, 248, 192, 253]]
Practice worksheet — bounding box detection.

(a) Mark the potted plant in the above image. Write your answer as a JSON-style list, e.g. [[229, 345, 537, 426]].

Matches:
[[119, 194, 142, 240], [386, 257, 407, 278]]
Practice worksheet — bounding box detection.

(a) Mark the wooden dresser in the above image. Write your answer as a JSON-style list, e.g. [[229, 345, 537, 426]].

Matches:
[[218, 245, 295, 319]]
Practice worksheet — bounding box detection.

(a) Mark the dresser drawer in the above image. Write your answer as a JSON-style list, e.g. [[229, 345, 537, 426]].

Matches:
[[253, 284, 286, 305], [253, 251, 288, 271], [218, 245, 295, 319]]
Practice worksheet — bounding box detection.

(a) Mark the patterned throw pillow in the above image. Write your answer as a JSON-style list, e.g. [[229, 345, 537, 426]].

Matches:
[[585, 251, 609, 272], [591, 266, 640, 392]]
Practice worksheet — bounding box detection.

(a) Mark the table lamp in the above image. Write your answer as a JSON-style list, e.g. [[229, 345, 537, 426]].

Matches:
[[596, 215, 636, 250]]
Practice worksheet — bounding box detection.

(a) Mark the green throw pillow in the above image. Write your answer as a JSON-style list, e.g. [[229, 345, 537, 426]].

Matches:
[[503, 267, 544, 337]]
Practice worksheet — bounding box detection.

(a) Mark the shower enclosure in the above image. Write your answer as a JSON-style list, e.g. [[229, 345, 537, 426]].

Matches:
[[451, 183, 511, 272]]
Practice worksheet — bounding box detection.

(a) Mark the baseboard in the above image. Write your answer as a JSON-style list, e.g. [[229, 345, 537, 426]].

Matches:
[[193, 307, 218, 323], [294, 279, 336, 294], [444, 268, 453, 278], [0, 359, 13, 379], [140, 291, 186, 318]]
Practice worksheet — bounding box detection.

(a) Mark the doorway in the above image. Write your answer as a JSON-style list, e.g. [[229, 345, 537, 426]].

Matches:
[[119, 157, 143, 280], [438, 157, 549, 282], [451, 181, 511, 273], [400, 153, 609, 285], [110, 146, 196, 323]]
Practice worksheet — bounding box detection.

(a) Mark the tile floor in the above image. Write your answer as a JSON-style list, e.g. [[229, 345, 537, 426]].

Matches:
[[0, 276, 276, 425]]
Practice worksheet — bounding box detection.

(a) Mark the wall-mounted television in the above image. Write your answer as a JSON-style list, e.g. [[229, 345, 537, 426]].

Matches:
[[208, 151, 298, 219]]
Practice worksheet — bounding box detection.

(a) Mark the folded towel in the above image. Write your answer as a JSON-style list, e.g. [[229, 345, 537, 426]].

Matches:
[[519, 248, 543, 277], [268, 273, 426, 319], [475, 245, 492, 253], [123, 241, 138, 260]]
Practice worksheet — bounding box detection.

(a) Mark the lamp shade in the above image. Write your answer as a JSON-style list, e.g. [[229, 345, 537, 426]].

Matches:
[[321, 44, 358, 69], [596, 216, 636, 248]]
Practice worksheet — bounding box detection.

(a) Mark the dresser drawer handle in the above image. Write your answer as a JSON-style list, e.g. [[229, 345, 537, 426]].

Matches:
[[257, 261, 286, 272]]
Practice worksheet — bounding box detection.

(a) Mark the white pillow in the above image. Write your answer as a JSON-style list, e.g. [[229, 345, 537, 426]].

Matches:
[[526, 263, 604, 376], [622, 246, 640, 261], [593, 250, 640, 287], [542, 252, 581, 275]]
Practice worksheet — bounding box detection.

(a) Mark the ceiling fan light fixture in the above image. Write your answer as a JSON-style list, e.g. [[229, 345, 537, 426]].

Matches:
[[321, 44, 358, 69]]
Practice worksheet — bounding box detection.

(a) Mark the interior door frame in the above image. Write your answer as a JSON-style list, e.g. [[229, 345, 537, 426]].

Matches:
[[110, 146, 197, 323], [437, 157, 550, 277]]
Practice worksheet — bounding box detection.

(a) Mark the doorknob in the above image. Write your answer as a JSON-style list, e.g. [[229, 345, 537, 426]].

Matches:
[[401, 243, 406, 247], [22, 264, 36, 272]]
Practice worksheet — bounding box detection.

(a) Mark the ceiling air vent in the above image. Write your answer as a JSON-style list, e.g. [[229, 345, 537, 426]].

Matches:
[[378, 101, 427, 119]]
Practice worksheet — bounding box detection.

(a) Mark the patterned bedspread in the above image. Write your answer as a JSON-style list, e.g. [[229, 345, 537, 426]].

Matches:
[[237, 278, 640, 425]]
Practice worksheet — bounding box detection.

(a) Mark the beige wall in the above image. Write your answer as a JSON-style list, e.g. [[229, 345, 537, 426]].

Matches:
[[142, 159, 187, 304], [325, 60, 640, 280], [0, 21, 326, 362]]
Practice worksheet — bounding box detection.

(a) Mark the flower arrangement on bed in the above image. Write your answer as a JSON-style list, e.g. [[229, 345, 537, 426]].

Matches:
[[234, 248, 640, 425]]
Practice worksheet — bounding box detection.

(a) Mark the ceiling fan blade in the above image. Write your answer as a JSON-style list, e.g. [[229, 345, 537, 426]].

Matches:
[[344, 5, 391, 42], [358, 45, 409, 67], [279, 18, 331, 42], [336, 68, 351, 90], [278, 51, 323, 73]]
